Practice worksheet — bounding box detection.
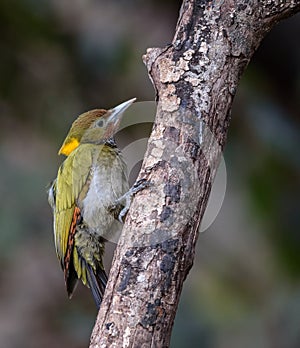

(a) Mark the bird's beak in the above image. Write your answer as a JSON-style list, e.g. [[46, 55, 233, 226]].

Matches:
[[107, 98, 136, 125]]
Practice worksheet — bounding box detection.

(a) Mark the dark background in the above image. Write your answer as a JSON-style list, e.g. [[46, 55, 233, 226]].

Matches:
[[0, 1, 299, 347]]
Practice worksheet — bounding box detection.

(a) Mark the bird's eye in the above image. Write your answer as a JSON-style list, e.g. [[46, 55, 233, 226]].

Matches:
[[97, 119, 104, 127]]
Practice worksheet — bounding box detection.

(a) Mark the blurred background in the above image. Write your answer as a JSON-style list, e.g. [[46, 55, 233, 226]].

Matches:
[[0, 1, 299, 347]]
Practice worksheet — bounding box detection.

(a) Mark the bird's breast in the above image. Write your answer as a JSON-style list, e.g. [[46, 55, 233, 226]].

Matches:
[[80, 147, 128, 237]]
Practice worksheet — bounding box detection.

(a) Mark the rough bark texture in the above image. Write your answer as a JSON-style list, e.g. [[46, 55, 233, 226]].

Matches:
[[90, 1, 300, 347]]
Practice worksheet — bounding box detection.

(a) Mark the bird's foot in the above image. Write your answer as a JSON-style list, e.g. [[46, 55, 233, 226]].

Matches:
[[109, 179, 151, 223]]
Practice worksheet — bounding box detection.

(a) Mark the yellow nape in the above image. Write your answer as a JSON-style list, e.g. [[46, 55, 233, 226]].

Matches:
[[58, 138, 80, 156]]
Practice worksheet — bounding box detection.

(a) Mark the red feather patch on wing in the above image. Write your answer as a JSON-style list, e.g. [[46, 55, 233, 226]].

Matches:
[[64, 206, 81, 284]]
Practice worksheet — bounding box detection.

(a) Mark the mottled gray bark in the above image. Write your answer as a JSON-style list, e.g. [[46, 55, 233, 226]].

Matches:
[[90, 1, 300, 347]]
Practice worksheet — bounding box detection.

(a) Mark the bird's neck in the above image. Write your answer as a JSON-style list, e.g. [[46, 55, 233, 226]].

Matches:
[[81, 136, 117, 148], [104, 137, 117, 149]]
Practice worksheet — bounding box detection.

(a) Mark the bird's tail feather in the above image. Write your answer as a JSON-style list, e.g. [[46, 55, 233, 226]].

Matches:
[[86, 263, 108, 309]]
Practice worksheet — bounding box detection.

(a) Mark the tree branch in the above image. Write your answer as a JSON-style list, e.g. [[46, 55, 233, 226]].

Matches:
[[90, 1, 300, 347]]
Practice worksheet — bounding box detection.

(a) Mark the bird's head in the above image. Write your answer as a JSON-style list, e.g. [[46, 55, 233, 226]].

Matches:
[[58, 98, 136, 156]]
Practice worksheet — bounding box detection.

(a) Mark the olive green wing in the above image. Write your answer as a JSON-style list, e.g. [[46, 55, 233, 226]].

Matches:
[[54, 145, 94, 266]]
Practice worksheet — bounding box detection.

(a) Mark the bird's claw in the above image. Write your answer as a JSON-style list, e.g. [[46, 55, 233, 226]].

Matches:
[[131, 178, 151, 195], [113, 179, 151, 223], [118, 208, 127, 223]]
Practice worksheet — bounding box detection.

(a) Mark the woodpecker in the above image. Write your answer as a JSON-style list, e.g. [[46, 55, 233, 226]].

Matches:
[[48, 98, 135, 308]]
